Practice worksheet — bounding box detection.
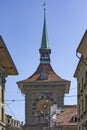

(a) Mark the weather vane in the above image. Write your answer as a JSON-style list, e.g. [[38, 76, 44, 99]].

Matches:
[[43, 0, 46, 11]]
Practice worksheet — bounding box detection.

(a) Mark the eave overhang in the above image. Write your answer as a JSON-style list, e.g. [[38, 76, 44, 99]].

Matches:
[[0, 36, 18, 75], [17, 77, 70, 94], [74, 56, 84, 78], [17, 80, 70, 94], [74, 30, 87, 78]]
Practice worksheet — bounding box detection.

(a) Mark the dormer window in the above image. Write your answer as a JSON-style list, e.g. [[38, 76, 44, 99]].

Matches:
[[70, 115, 77, 122], [40, 71, 48, 80], [73, 116, 77, 122]]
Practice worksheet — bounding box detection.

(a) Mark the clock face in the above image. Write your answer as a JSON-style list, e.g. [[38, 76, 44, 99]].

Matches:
[[36, 98, 53, 115], [32, 92, 55, 117]]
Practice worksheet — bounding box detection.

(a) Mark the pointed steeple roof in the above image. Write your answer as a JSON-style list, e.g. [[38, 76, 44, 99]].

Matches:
[[39, 8, 51, 64], [17, 4, 70, 96], [41, 9, 50, 49]]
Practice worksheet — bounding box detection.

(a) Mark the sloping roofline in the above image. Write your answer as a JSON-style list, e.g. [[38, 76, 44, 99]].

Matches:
[[74, 30, 87, 78], [76, 30, 87, 54], [0, 35, 18, 75]]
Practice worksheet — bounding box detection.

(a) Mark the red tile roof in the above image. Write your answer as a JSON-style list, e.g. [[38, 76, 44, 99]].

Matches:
[[25, 64, 68, 81], [22, 64, 69, 82], [56, 105, 77, 126], [17, 63, 70, 93]]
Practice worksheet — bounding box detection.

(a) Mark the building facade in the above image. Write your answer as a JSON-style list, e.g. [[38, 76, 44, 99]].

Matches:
[[74, 30, 87, 130], [0, 66, 6, 130], [17, 9, 73, 130], [5, 114, 23, 130], [0, 36, 18, 130]]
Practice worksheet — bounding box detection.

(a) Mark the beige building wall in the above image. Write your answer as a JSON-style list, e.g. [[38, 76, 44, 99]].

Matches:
[[76, 62, 87, 130], [0, 67, 6, 130]]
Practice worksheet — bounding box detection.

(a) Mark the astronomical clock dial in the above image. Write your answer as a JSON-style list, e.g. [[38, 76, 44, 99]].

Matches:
[[32, 92, 56, 117]]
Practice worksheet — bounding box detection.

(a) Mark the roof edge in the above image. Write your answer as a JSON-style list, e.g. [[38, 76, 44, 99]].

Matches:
[[0, 35, 18, 75]]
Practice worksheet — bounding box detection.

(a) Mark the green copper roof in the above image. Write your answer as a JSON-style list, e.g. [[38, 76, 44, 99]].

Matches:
[[41, 10, 50, 49], [39, 9, 51, 64]]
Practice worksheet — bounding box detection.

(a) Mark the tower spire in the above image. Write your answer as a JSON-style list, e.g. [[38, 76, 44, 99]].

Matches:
[[39, 2, 51, 64]]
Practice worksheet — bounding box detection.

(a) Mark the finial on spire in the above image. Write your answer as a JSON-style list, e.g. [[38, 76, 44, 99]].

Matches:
[[39, 1, 51, 64], [43, 1, 46, 13]]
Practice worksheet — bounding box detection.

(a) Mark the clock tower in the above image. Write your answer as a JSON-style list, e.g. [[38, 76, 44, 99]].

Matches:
[[17, 8, 70, 130]]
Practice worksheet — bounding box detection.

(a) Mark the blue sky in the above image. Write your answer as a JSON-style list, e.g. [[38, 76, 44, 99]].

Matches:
[[0, 0, 87, 123]]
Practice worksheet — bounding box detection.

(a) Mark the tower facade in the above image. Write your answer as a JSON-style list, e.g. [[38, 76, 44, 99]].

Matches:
[[17, 10, 70, 130]]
